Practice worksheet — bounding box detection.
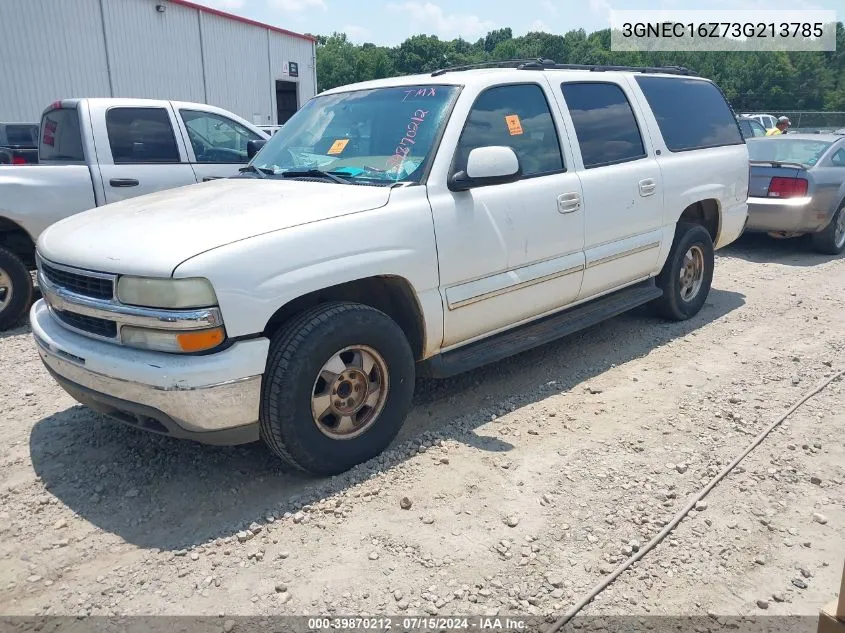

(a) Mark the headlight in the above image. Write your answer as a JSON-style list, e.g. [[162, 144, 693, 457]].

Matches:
[[116, 277, 217, 309], [121, 326, 226, 353]]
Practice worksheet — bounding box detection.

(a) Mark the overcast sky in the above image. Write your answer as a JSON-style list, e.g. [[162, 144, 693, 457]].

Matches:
[[190, 0, 841, 46]]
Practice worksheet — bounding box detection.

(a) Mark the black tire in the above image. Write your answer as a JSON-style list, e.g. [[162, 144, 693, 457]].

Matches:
[[810, 202, 845, 255], [0, 247, 33, 331], [649, 223, 714, 321], [259, 301, 415, 476]]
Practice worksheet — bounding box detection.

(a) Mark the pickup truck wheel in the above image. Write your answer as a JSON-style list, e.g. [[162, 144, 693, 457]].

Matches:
[[810, 202, 845, 255], [0, 247, 33, 331], [259, 302, 415, 476], [649, 223, 714, 321]]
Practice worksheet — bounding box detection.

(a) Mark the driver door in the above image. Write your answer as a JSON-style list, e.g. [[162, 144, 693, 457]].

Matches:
[[175, 108, 265, 182]]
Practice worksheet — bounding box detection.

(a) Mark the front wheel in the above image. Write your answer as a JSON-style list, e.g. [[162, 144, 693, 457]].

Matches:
[[0, 247, 33, 331], [649, 223, 714, 321], [811, 203, 845, 255], [259, 302, 415, 476]]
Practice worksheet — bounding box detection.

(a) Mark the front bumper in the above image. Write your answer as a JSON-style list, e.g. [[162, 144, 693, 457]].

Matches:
[[30, 300, 270, 445], [746, 197, 830, 233]]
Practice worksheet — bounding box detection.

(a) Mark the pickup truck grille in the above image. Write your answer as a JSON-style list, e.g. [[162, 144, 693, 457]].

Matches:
[[41, 262, 114, 300], [53, 309, 118, 339]]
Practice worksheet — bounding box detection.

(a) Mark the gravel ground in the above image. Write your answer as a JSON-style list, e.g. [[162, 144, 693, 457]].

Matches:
[[0, 233, 843, 626]]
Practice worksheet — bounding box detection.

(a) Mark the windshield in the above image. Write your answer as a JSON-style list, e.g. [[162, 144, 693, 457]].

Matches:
[[747, 138, 832, 166], [251, 85, 460, 184]]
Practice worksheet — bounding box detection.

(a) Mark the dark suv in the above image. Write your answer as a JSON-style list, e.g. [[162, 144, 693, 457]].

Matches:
[[0, 123, 39, 165]]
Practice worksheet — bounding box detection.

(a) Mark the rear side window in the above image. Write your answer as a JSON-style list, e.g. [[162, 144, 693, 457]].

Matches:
[[560, 82, 646, 169], [738, 119, 766, 139], [106, 107, 181, 164], [454, 83, 564, 177], [635, 77, 743, 152], [39, 109, 85, 162]]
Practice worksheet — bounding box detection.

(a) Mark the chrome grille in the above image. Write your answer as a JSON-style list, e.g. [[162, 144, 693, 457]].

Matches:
[[35, 253, 225, 346], [53, 309, 118, 339], [41, 261, 113, 300]]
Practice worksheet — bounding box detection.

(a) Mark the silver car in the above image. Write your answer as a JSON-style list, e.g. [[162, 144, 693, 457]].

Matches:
[[745, 134, 845, 254]]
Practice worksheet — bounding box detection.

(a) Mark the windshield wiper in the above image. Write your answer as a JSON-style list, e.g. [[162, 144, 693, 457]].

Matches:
[[278, 169, 350, 184], [238, 164, 274, 178]]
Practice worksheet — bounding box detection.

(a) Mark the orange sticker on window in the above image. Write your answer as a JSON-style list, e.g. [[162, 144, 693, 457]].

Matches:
[[327, 139, 349, 155], [505, 114, 523, 136]]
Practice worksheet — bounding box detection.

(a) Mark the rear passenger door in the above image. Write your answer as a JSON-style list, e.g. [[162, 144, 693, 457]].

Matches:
[[554, 80, 664, 300], [176, 109, 265, 182], [94, 105, 198, 204]]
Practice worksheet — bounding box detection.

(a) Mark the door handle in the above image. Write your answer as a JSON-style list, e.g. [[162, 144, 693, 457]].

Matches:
[[557, 192, 581, 214], [109, 178, 139, 188], [638, 178, 657, 197]]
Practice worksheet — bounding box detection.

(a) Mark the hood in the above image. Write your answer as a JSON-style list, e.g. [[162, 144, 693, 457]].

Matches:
[[37, 178, 393, 276]]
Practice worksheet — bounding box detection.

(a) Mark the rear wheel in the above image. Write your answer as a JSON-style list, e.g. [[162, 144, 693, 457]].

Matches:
[[259, 302, 415, 476], [649, 223, 714, 321], [811, 202, 845, 255], [0, 247, 33, 331]]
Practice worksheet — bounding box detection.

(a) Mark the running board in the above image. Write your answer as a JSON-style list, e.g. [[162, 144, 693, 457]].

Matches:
[[419, 279, 662, 379]]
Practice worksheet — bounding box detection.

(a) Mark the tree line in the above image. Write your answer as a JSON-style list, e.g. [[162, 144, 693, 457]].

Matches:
[[313, 23, 845, 112]]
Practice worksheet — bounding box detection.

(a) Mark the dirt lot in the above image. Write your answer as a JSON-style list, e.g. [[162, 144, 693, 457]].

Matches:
[[1, 234, 843, 626]]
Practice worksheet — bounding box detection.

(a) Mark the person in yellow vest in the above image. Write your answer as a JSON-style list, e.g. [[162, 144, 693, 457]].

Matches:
[[766, 116, 791, 135]]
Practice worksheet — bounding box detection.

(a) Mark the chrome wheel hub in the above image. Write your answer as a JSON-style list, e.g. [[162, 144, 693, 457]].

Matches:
[[679, 245, 705, 302], [311, 345, 389, 440], [0, 268, 12, 311]]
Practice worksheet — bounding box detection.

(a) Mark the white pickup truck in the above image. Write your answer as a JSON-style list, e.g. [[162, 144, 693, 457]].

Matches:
[[30, 62, 749, 476], [0, 98, 269, 329]]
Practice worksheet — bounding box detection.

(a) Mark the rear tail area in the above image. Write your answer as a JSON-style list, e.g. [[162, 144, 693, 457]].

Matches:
[[748, 162, 809, 200]]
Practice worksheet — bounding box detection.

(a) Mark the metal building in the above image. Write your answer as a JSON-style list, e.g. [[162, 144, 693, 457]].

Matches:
[[0, 0, 317, 125]]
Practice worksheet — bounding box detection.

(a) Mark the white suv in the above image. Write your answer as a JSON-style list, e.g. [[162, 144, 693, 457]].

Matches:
[[741, 113, 778, 130], [30, 61, 749, 475]]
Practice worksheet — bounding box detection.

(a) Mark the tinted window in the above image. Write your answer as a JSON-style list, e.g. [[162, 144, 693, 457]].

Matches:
[[561, 82, 646, 169], [738, 119, 765, 139], [454, 84, 563, 177], [106, 108, 180, 164], [831, 148, 845, 167], [39, 108, 85, 162], [749, 120, 767, 137], [4, 125, 38, 147], [635, 77, 743, 152], [180, 110, 262, 164]]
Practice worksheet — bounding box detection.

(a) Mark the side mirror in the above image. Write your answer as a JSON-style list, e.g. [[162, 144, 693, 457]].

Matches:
[[247, 139, 267, 160], [448, 146, 521, 192]]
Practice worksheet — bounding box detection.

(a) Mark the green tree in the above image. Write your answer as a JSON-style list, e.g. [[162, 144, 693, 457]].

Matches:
[[313, 22, 845, 112]]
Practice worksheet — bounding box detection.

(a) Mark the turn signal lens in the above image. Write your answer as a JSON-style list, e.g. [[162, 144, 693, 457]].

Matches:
[[120, 326, 226, 353], [176, 328, 226, 352]]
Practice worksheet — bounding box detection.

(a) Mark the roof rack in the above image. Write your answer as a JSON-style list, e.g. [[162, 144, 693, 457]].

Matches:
[[431, 58, 698, 77], [431, 58, 551, 76]]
